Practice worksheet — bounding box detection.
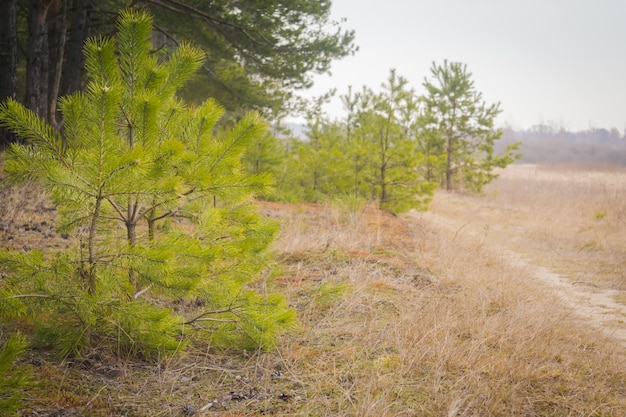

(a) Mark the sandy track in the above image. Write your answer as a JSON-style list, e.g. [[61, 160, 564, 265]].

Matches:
[[412, 195, 626, 346]]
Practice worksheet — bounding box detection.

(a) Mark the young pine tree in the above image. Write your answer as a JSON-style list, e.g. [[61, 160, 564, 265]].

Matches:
[[0, 10, 295, 360], [350, 70, 437, 212], [420, 60, 520, 191]]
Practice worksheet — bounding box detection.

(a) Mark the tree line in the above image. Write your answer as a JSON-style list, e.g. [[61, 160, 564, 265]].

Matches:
[[0, 0, 357, 146], [247, 64, 520, 212], [501, 125, 626, 166]]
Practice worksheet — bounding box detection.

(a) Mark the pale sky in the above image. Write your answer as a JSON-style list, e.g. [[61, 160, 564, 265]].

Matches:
[[300, 0, 626, 132]]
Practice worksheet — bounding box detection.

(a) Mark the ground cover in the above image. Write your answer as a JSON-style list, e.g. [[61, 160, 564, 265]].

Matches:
[[1, 165, 626, 416]]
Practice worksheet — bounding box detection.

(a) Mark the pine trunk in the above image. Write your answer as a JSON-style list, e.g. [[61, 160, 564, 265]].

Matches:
[[85, 195, 103, 295], [446, 134, 453, 191], [126, 201, 139, 290], [26, 0, 55, 119], [60, 0, 89, 96], [380, 165, 387, 209], [47, 0, 68, 130], [379, 125, 389, 208], [126, 221, 137, 247], [0, 0, 18, 147]]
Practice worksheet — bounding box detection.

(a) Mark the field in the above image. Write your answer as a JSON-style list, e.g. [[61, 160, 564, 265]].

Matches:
[[1, 164, 626, 416], [426, 164, 626, 343], [434, 164, 626, 290]]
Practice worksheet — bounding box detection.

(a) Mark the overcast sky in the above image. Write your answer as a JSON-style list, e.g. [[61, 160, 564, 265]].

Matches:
[[300, 0, 626, 132]]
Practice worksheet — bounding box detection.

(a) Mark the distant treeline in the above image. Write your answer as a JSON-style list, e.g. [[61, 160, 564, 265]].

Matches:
[[498, 125, 626, 166]]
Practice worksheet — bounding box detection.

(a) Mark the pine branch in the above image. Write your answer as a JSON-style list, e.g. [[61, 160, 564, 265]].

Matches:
[[3, 294, 52, 299], [144, 0, 264, 44], [0, 99, 68, 167], [184, 306, 241, 325]]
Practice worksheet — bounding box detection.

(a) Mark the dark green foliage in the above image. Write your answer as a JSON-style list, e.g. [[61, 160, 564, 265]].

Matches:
[[149, 0, 357, 112], [2, 0, 356, 140], [0, 9, 296, 361]]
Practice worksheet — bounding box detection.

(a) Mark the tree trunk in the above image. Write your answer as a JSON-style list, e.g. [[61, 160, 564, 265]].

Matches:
[[147, 216, 156, 242], [379, 164, 386, 209], [0, 0, 18, 102], [379, 126, 389, 208], [446, 134, 453, 191], [60, 0, 89, 97], [126, 203, 139, 290], [47, 0, 68, 130], [26, 0, 55, 119], [126, 221, 137, 247], [0, 0, 18, 147], [85, 194, 103, 295]]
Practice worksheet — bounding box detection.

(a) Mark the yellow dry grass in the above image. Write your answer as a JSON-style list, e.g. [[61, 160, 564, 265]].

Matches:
[[264, 197, 626, 416], [442, 163, 626, 291]]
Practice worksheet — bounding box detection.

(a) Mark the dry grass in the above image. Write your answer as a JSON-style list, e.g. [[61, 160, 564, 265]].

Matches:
[[430, 164, 626, 291], [3, 166, 626, 416], [265, 199, 626, 416]]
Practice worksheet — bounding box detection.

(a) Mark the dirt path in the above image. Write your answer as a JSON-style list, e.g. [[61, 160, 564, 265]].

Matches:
[[412, 191, 626, 346]]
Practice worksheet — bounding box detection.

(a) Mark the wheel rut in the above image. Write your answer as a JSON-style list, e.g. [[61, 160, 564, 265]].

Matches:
[[411, 207, 626, 347]]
